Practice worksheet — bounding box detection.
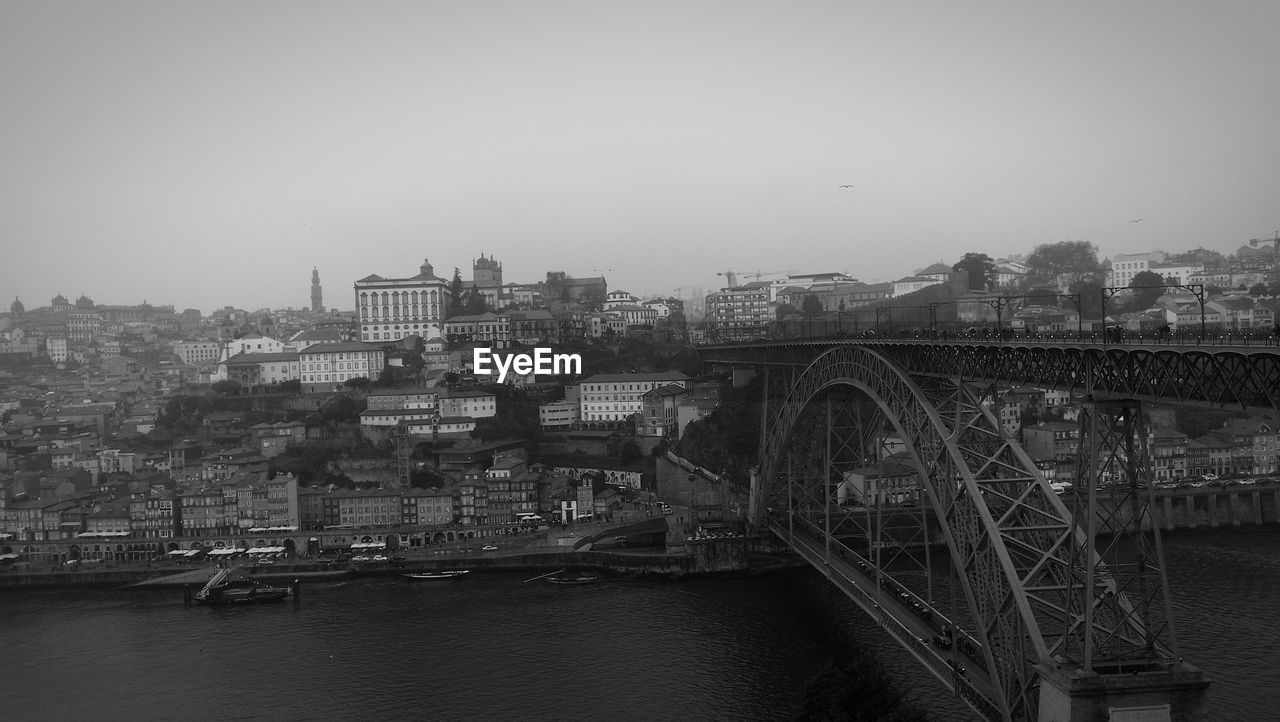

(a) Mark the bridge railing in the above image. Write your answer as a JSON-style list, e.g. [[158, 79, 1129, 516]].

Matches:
[[706, 326, 1280, 348], [773, 516, 1003, 721]]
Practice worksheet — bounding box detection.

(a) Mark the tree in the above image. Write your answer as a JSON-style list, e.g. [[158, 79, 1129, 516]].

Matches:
[[579, 285, 606, 312], [448, 268, 464, 317], [1249, 283, 1268, 296], [1026, 240, 1103, 287], [775, 303, 798, 321], [344, 376, 371, 391], [1126, 270, 1167, 311], [801, 294, 824, 317], [463, 289, 489, 315], [211, 379, 241, 396], [1067, 279, 1105, 319], [953, 252, 997, 291]]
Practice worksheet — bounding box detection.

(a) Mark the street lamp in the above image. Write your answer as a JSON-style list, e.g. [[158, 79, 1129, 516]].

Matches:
[[1101, 283, 1205, 343]]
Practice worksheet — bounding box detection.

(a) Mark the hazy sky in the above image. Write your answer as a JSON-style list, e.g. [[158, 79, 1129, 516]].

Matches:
[[3, 1, 1277, 313]]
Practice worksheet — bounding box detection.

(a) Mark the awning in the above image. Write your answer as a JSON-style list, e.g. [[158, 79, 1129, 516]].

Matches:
[[207, 548, 240, 556], [247, 546, 286, 554], [349, 541, 386, 550], [0, 553, 19, 560], [167, 549, 187, 556]]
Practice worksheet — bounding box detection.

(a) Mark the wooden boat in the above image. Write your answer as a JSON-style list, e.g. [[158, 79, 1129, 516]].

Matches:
[[191, 568, 292, 605], [545, 572, 600, 585], [401, 570, 470, 581]]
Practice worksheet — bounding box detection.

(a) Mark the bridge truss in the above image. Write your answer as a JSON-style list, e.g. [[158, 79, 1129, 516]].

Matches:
[[748, 346, 1183, 720]]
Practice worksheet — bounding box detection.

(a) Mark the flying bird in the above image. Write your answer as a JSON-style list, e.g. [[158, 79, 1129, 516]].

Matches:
[[1130, 218, 1144, 223], [839, 184, 855, 189]]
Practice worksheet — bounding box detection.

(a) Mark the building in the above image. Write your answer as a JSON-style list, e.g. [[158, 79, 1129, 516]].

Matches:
[[539, 399, 580, 431], [1022, 422, 1080, 465], [638, 384, 689, 439], [311, 267, 324, 313], [299, 342, 385, 393], [838, 457, 918, 506], [355, 259, 452, 343], [220, 352, 301, 389], [443, 312, 510, 347], [173, 341, 222, 366], [467, 253, 504, 307], [706, 282, 771, 341], [1149, 429, 1188, 481], [1107, 251, 1164, 288], [439, 390, 497, 419], [578, 371, 692, 423], [401, 488, 455, 526]]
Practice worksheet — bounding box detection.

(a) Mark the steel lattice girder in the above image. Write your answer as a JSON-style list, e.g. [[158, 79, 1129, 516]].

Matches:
[[701, 340, 1280, 412], [751, 347, 1165, 722]]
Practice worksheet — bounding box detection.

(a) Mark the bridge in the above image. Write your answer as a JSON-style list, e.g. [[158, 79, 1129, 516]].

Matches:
[[697, 337, 1280, 721]]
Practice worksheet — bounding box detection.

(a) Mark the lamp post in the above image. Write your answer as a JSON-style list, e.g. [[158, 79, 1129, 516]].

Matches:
[[1101, 283, 1204, 344]]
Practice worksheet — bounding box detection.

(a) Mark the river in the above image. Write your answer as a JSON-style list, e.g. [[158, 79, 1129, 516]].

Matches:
[[0, 530, 1274, 720]]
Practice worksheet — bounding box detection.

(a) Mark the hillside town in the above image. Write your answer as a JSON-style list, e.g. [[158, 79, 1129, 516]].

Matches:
[[1, 238, 1279, 563]]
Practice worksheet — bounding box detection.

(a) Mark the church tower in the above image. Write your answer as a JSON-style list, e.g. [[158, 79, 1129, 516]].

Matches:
[[311, 268, 324, 312]]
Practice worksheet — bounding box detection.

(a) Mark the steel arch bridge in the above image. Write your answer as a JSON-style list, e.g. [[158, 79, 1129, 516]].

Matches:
[[698, 339, 1238, 720]]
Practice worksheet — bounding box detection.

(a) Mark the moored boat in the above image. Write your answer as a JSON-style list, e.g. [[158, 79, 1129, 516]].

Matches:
[[545, 572, 600, 585], [191, 568, 293, 605], [402, 570, 470, 581]]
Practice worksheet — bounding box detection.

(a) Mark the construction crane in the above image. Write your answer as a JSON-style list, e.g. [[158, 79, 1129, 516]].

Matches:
[[672, 286, 699, 299], [716, 270, 738, 288], [741, 269, 798, 282]]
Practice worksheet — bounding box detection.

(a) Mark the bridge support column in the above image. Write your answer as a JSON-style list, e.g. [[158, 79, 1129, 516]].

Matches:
[[1036, 662, 1209, 722], [1163, 496, 1174, 532]]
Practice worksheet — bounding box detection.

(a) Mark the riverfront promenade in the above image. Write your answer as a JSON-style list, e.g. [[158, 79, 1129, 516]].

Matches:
[[0, 505, 787, 590]]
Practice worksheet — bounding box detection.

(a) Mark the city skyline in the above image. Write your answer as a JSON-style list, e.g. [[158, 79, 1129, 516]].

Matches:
[[3, 1, 1278, 312]]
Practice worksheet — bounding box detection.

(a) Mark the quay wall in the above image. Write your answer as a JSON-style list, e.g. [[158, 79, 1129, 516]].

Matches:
[[0, 544, 755, 591], [1084, 487, 1280, 533]]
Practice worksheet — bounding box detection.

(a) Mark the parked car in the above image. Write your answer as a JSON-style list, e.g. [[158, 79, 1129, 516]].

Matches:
[[351, 555, 371, 562], [482, 544, 498, 551]]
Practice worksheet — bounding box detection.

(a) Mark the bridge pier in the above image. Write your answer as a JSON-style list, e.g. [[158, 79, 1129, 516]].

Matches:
[[1036, 662, 1209, 722]]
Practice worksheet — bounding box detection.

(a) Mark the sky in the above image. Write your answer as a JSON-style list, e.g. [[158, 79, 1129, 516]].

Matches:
[[2, 1, 1278, 313]]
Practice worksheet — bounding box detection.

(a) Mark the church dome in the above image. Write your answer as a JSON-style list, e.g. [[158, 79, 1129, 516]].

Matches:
[[52, 293, 68, 306], [10, 297, 23, 314], [75, 294, 95, 308]]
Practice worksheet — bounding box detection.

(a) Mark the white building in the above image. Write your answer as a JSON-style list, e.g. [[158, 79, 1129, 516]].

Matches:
[[355, 259, 451, 343], [439, 390, 497, 418], [1107, 251, 1165, 287], [578, 371, 692, 423], [539, 399, 580, 430], [46, 337, 68, 364], [173, 340, 221, 366], [299, 342, 386, 393], [604, 291, 641, 311]]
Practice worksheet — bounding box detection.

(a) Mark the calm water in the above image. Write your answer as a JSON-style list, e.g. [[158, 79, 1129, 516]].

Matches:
[[1, 531, 1275, 721]]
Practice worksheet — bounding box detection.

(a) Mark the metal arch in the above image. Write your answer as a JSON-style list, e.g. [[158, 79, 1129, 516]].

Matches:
[[750, 346, 1157, 721]]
